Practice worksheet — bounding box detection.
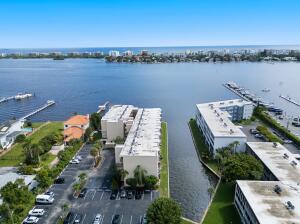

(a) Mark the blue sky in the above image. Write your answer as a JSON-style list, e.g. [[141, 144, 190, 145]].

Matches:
[[0, 0, 299, 48]]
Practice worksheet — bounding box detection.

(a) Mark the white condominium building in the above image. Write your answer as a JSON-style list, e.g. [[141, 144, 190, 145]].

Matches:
[[117, 108, 161, 179], [234, 142, 300, 224], [195, 99, 252, 156], [246, 142, 300, 187], [101, 105, 138, 142], [102, 105, 162, 181], [235, 180, 300, 224]]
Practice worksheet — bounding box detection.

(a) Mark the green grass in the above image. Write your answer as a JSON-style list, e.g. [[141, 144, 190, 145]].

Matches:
[[181, 218, 196, 224], [31, 122, 46, 129], [256, 125, 283, 143], [40, 153, 57, 167], [0, 122, 63, 167], [159, 122, 169, 197], [202, 182, 241, 224], [188, 119, 219, 174]]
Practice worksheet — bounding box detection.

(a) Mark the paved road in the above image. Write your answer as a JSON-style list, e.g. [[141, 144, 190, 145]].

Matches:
[[36, 145, 158, 224]]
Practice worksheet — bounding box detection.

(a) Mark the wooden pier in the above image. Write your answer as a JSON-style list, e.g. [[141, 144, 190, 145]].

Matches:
[[21, 100, 56, 120], [97, 101, 109, 113], [280, 95, 300, 107]]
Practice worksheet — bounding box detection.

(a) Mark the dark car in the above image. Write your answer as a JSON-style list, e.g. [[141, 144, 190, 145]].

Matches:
[[135, 190, 142, 200], [64, 212, 75, 224], [78, 188, 87, 198], [73, 214, 82, 223], [110, 191, 117, 200], [111, 214, 121, 224], [54, 177, 65, 184], [127, 190, 133, 199], [120, 190, 126, 199]]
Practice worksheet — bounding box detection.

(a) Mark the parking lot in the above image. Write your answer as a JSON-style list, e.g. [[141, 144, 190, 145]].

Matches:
[[35, 144, 158, 224]]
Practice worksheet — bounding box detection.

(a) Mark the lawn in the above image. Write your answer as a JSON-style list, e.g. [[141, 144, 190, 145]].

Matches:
[[31, 122, 46, 129], [202, 182, 241, 224], [188, 119, 219, 174], [0, 122, 63, 167], [159, 122, 169, 197]]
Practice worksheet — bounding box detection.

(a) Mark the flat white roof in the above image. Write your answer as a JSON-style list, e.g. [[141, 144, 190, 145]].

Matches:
[[196, 100, 247, 138], [237, 180, 300, 224], [120, 108, 161, 157], [246, 142, 300, 187], [102, 105, 137, 122], [209, 99, 253, 108]]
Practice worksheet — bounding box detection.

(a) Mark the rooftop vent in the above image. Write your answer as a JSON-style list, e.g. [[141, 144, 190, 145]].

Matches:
[[220, 118, 223, 122], [230, 129, 234, 134], [273, 142, 278, 148], [283, 153, 289, 159], [285, 201, 295, 211], [229, 101, 234, 104], [274, 185, 282, 194], [220, 102, 225, 105], [224, 123, 227, 127], [291, 160, 298, 167]]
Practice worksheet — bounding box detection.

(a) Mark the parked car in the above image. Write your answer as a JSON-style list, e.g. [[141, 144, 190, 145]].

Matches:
[[110, 191, 117, 200], [73, 214, 82, 223], [78, 188, 87, 198], [120, 190, 126, 199], [250, 129, 259, 134], [141, 214, 147, 224], [127, 190, 134, 200], [54, 177, 65, 184], [36, 194, 54, 204], [64, 212, 75, 224], [254, 134, 264, 139], [93, 214, 102, 224], [284, 139, 293, 144], [111, 214, 121, 224], [28, 207, 45, 216], [23, 216, 39, 224], [135, 190, 142, 200], [45, 191, 54, 197], [70, 159, 80, 164], [76, 155, 83, 161]]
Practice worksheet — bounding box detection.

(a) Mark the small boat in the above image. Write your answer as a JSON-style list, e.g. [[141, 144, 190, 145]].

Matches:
[[262, 88, 271, 92], [14, 93, 33, 100]]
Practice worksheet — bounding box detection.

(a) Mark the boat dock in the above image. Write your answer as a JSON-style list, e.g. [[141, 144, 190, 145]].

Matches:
[[0, 96, 15, 104], [97, 101, 109, 113], [21, 100, 55, 120], [280, 95, 300, 107], [222, 83, 253, 103]]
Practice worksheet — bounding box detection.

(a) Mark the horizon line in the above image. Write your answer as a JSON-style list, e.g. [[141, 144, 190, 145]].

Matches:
[[1, 43, 300, 50]]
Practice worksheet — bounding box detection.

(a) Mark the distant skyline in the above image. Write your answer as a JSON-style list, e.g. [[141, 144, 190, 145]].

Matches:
[[1, 0, 300, 48]]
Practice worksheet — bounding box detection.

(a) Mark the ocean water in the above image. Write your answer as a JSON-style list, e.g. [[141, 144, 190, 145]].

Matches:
[[0, 59, 300, 221]]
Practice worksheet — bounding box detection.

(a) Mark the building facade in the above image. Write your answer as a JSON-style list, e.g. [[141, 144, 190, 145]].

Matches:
[[195, 99, 251, 156], [102, 106, 162, 182]]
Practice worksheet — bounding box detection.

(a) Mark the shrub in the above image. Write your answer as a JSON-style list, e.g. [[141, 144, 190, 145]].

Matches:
[[147, 198, 182, 224], [256, 125, 283, 143], [15, 134, 26, 143], [144, 175, 159, 190], [126, 178, 137, 188], [222, 153, 263, 182]]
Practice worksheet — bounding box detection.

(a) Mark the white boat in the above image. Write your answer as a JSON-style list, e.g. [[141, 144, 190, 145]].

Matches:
[[14, 93, 33, 100], [262, 88, 271, 92]]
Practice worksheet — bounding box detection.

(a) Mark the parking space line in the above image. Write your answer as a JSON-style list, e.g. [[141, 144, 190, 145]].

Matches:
[[92, 190, 96, 200], [100, 215, 105, 224], [129, 215, 132, 224], [151, 191, 153, 201], [82, 213, 86, 224], [139, 216, 142, 223], [111, 214, 114, 223], [120, 214, 123, 224], [100, 191, 104, 200], [142, 191, 145, 200]]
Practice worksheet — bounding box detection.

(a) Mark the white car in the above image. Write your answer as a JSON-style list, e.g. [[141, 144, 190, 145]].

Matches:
[[283, 140, 293, 144], [70, 159, 80, 164], [28, 208, 45, 216], [23, 216, 39, 224], [93, 214, 102, 224], [76, 155, 83, 161]]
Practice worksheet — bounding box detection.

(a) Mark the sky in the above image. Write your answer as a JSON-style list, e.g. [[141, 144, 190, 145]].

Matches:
[[0, 0, 300, 48]]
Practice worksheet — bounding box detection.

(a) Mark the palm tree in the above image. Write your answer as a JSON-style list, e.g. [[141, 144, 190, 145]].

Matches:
[[119, 169, 129, 183], [78, 172, 87, 182], [90, 147, 99, 164], [134, 165, 147, 186], [228, 141, 239, 154]]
